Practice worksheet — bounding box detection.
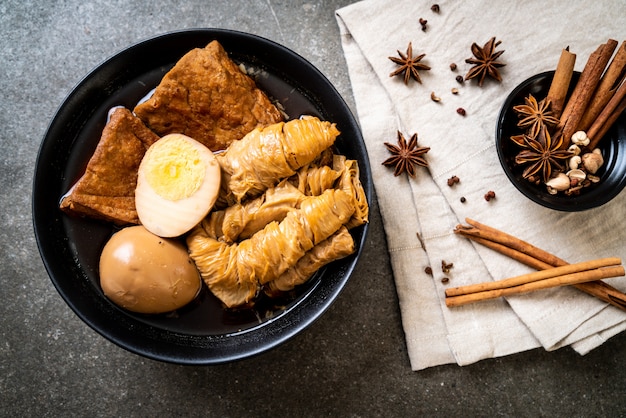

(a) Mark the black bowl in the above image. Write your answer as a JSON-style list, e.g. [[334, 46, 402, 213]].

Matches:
[[496, 71, 626, 211], [33, 29, 371, 364]]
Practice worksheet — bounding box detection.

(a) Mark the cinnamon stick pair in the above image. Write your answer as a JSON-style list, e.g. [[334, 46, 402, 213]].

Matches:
[[445, 258, 624, 307], [586, 76, 626, 150], [451, 218, 626, 310], [579, 41, 626, 134]]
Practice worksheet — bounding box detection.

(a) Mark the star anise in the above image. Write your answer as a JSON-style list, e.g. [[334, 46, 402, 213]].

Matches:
[[510, 133, 528, 148], [389, 42, 431, 85], [514, 126, 571, 183], [513, 94, 560, 139], [464, 37, 506, 86], [382, 131, 430, 177]]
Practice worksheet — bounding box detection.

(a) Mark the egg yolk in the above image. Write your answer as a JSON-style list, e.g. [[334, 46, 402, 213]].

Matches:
[[143, 137, 205, 201]]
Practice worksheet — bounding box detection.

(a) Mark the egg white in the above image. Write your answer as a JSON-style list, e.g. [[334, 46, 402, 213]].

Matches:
[[135, 133, 221, 237]]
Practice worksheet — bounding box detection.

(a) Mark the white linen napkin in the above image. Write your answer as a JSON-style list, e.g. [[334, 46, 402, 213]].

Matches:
[[336, 0, 626, 370]]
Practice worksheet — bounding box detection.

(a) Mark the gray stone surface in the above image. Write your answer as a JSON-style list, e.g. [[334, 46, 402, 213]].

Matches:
[[2, 1, 625, 416]]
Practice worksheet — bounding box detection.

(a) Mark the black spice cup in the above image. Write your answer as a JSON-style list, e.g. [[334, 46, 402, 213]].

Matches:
[[496, 71, 626, 211]]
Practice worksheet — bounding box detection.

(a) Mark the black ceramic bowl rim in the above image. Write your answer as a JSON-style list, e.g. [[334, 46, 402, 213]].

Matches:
[[32, 29, 372, 365], [496, 70, 626, 211]]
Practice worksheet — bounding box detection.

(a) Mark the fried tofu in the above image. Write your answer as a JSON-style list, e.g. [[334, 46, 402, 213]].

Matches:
[[133, 40, 284, 151], [59, 107, 160, 225]]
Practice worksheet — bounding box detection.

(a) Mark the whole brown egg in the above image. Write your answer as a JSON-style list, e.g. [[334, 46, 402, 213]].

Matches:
[[99, 225, 202, 314]]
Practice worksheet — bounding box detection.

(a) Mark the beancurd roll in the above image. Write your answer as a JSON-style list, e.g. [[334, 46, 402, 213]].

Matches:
[[186, 226, 259, 308], [218, 116, 340, 203], [237, 219, 309, 286], [187, 189, 355, 308], [281, 115, 340, 169], [292, 164, 341, 196], [334, 155, 369, 229], [264, 226, 355, 296], [212, 180, 306, 243], [199, 210, 225, 240], [300, 189, 354, 244]]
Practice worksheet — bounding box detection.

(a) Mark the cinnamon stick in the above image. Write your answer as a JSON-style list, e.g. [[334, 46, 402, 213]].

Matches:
[[453, 218, 626, 311], [557, 39, 618, 148], [578, 41, 626, 132], [586, 79, 626, 150], [458, 219, 566, 267], [445, 265, 625, 308], [461, 236, 553, 271], [445, 257, 622, 297], [577, 281, 626, 310], [546, 47, 577, 119]]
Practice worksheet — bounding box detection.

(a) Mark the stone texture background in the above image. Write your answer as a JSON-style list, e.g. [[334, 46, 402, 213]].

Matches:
[[2, 1, 625, 416]]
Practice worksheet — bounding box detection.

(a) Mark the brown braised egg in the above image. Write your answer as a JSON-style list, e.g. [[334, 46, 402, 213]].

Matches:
[[99, 225, 201, 314]]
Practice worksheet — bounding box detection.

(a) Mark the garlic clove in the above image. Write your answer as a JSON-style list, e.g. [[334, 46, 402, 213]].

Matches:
[[566, 169, 586, 182], [588, 174, 601, 183], [571, 131, 590, 146], [545, 172, 570, 192], [567, 144, 581, 156], [568, 155, 582, 170], [582, 151, 604, 174]]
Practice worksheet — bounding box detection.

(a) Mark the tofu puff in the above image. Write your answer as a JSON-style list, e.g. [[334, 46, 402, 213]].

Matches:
[[134, 40, 283, 152], [59, 108, 160, 225]]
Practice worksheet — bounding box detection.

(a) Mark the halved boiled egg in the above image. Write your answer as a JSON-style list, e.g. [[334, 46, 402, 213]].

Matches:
[[135, 133, 221, 237]]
